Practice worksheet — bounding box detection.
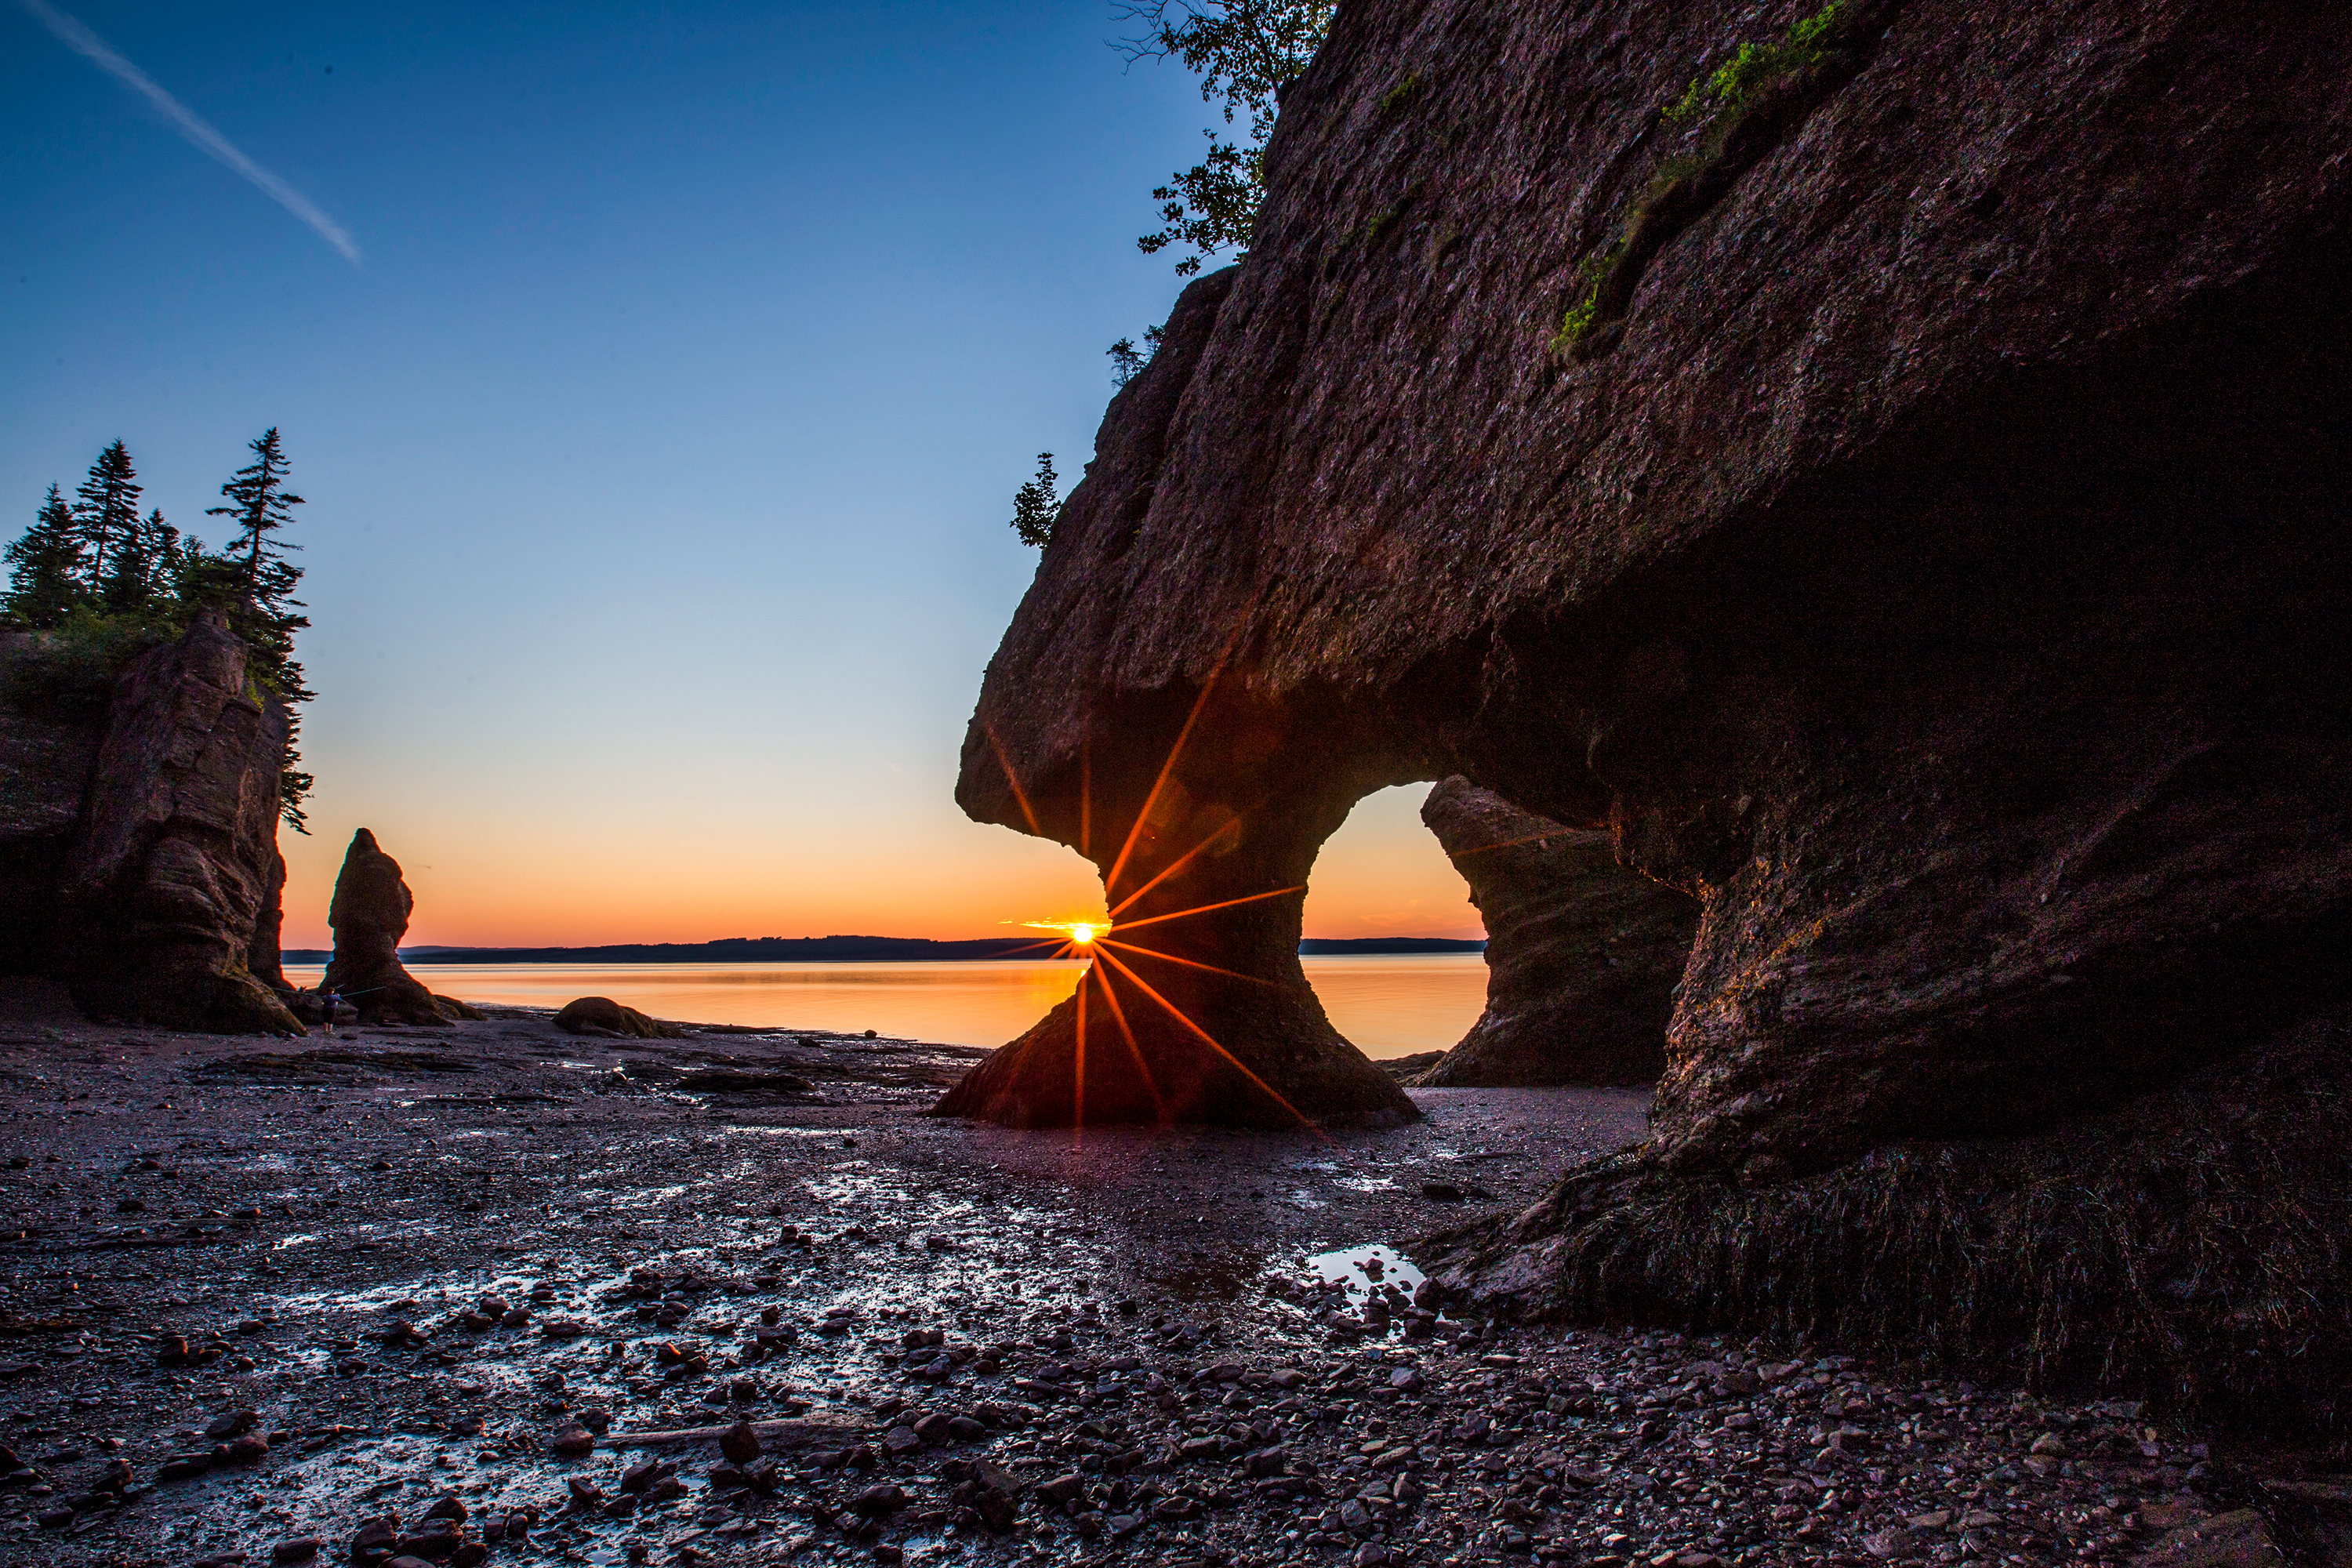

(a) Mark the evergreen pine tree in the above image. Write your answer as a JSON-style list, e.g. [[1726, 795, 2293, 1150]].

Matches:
[[99, 507, 181, 612], [71, 440, 143, 596], [205, 427, 310, 699], [1010, 452, 1061, 547], [2, 485, 86, 628], [141, 510, 188, 597], [159, 524, 208, 601], [205, 428, 314, 833]]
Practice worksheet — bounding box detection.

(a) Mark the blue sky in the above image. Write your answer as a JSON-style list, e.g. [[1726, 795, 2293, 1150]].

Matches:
[[2, 0, 1478, 946]]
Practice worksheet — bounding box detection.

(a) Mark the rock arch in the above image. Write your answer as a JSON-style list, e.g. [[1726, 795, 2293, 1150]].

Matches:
[[935, 675, 1425, 1127], [937, 0, 2352, 1420]]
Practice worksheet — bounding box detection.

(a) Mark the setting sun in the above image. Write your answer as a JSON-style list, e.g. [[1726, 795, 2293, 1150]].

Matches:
[[1022, 918, 1106, 948]]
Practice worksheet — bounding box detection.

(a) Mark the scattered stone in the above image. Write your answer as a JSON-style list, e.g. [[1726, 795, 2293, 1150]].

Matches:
[[849, 1482, 906, 1518], [718, 1419, 760, 1464]]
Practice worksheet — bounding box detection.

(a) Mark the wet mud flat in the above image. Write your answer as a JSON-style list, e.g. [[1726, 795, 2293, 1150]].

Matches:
[[0, 982, 2254, 1568]]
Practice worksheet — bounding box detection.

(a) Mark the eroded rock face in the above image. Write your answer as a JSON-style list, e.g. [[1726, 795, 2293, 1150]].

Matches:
[[954, 0, 2352, 1409], [961, 0, 2352, 1150], [1417, 778, 1693, 1087], [57, 614, 303, 1035], [247, 848, 291, 995], [0, 633, 100, 975], [936, 273, 1420, 1130], [322, 829, 478, 1025]]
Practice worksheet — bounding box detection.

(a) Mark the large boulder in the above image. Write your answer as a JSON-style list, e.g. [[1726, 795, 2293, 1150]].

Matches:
[[953, 0, 2352, 1417], [1416, 778, 1694, 1086], [321, 829, 480, 1025], [554, 996, 683, 1040], [55, 614, 302, 1035]]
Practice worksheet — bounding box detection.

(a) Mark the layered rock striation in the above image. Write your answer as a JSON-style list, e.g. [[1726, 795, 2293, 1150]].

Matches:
[[953, 0, 2352, 1416], [321, 829, 481, 1025], [1417, 778, 1694, 1087]]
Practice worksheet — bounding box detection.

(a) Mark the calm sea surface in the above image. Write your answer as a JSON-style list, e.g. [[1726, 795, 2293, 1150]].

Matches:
[[281, 954, 1490, 1059]]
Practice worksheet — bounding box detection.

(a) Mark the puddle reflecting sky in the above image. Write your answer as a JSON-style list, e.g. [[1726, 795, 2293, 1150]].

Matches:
[[1303, 1240, 1426, 1306]]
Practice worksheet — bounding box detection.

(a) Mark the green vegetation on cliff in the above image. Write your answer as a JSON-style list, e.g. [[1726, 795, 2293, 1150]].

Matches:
[[1553, 0, 1859, 359], [1009, 452, 1061, 548], [1120, 0, 1333, 276], [2, 430, 318, 830]]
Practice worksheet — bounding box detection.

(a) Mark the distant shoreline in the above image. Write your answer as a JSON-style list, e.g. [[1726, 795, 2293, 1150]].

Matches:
[[278, 935, 1486, 965]]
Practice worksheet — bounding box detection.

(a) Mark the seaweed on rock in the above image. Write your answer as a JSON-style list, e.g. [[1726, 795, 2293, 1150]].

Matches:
[[1424, 1006, 2352, 1432]]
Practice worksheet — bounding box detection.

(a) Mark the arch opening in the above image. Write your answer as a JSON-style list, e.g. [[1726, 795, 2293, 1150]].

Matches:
[[1297, 783, 1487, 1073]]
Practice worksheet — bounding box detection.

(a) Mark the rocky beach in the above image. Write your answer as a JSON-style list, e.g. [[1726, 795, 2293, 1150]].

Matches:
[[0, 981, 2324, 1568], [7, 0, 2351, 1564]]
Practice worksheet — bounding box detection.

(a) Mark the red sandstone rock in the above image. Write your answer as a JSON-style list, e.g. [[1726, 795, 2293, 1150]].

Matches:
[[0, 632, 100, 975], [56, 613, 302, 1034], [1417, 779, 1694, 1087], [322, 829, 481, 1026], [957, 0, 2352, 1163], [554, 996, 682, 1040], [935, 273, 1417, 1129], [248, 847, 291, 994], [951, 0, 2352, 1411]]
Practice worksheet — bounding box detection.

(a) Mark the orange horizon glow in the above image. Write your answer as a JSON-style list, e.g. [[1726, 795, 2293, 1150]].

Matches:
[[274, 783, 1481, 952]]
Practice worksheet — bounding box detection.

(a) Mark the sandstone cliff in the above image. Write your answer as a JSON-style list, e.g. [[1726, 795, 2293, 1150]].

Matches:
[[49, 614, 301, 1034], [1417, 778, 1694, 1087], [953, 0, 2352, 1419]]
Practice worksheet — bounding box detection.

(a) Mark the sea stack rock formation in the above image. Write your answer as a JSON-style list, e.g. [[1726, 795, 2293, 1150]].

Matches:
[[321, 829, 481, 1025], [935, 269, 1419, 1131], [1417, 778, 1695, 1087], [47, 612, 301, 1035], [951, 0, 2352, 1417]]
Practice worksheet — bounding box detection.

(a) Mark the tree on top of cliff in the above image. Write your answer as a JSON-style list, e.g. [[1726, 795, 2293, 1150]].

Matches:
[[203, 428, 310, 699], [1118, 0, 1332, 274], [71, 440, 143, 599], [2, 486, 85, 630], [100, 508, 194, 615], [2, 431, 320, 831], [203, 427, 314, 833]]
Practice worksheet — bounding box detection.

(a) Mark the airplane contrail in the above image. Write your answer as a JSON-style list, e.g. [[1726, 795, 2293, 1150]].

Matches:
[[16, 0, 363, 264]]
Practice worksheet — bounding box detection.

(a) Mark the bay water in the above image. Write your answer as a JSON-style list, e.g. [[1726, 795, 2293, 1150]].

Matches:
[[281, 953, 1488, 1058]]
